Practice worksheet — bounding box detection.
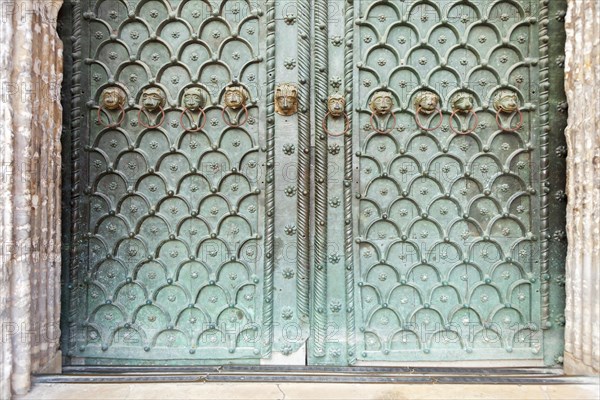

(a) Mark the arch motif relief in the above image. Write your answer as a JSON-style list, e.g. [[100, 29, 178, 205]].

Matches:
[[308, 0, 567, 366], [64, 0, 299, 362], [61, 0, 569, 367]]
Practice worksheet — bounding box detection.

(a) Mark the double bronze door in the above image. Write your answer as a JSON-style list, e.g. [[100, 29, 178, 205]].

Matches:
[[64, 0, 563, 366]]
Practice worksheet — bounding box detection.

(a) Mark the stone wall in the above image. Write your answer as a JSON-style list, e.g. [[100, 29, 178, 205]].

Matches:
[[0, 0, 64, 397], [564, 0, 600, 376]]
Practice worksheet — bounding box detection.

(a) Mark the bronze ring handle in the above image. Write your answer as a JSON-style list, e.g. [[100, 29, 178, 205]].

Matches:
[[222, 104, 249, 128], [414, 107, 443, 131], [495, 108, 523, 132], [137, 106, 166, 129], [322, 112, 350, 137], [449, 109, 479, 135], [96, 104, 125, 128], [179, 108, 207, 132], [369, 111, 396, 134]]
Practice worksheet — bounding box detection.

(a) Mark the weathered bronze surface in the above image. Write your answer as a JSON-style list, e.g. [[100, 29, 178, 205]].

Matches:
[[307, 0, 568, 366], [61, 0, 568, 367], [63, 0, 289, 364]]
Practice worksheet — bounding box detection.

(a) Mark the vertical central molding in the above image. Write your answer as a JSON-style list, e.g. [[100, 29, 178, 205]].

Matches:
[[343, 0, 356, 365], [296, 0, 311, 322], [312, 0, 329, 358], [263, 0, 276, 357]]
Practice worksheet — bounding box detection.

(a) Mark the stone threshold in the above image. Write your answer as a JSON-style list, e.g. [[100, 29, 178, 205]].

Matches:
[[31, 366, 599, 385], [17, 381, 600, 400]]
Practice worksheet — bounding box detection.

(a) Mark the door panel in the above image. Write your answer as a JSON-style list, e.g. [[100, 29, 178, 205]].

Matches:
[[353, 0, 541, 363], [310, 0, 564, 366], [65, 0, 309, 364]]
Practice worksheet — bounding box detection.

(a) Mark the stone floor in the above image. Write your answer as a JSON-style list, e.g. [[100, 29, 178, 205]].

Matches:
[[18, 382, 600, 400]]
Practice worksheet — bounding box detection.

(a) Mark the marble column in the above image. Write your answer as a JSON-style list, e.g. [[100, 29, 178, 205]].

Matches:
[[564, 0, 600, 376], [0, 0, 64, 397]]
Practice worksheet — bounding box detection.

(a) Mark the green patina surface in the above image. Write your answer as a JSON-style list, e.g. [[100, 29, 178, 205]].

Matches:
[[60, 0, 567, 366]]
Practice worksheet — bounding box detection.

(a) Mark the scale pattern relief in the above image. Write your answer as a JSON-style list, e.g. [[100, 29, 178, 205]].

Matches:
[[354, 0, 543, 360], [76, 0, 267, 361]]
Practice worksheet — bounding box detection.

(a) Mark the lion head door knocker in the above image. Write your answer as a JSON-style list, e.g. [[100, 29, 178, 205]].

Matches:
[[493, 90, 523, 132], [322, 94, 350, 137], [274, 83, 298, 116], [179, 87, 207, 132], [138, 87, 166, 129], [222, 85, 249, 127], [368, 90, 396, 134], [414, 91, 443, 131], [449, 92, 478, 135], [97, 87, 127, 128]]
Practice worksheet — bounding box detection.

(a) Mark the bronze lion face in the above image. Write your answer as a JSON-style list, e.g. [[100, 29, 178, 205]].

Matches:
[[182, 87, 206, 111], [493, 90, 519, 113], [368, 91, 394, 116], [414, 91, 439, 114], [141, 87, 166, 112], [224, 86, 249, 110], [327, 94, 346, 117], [275, 83, 298, 116], [450, 92, 475, 112], [100, 87, 126, 110]]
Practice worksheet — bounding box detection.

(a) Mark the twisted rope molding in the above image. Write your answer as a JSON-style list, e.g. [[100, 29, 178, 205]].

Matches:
[[313, 0, 329, 358], [263, 0, 276, 356], [343, 0, 357, 365], [66, 0, 83, 357], [296, 0, 311, 322], [538, 0, 551, 330]]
